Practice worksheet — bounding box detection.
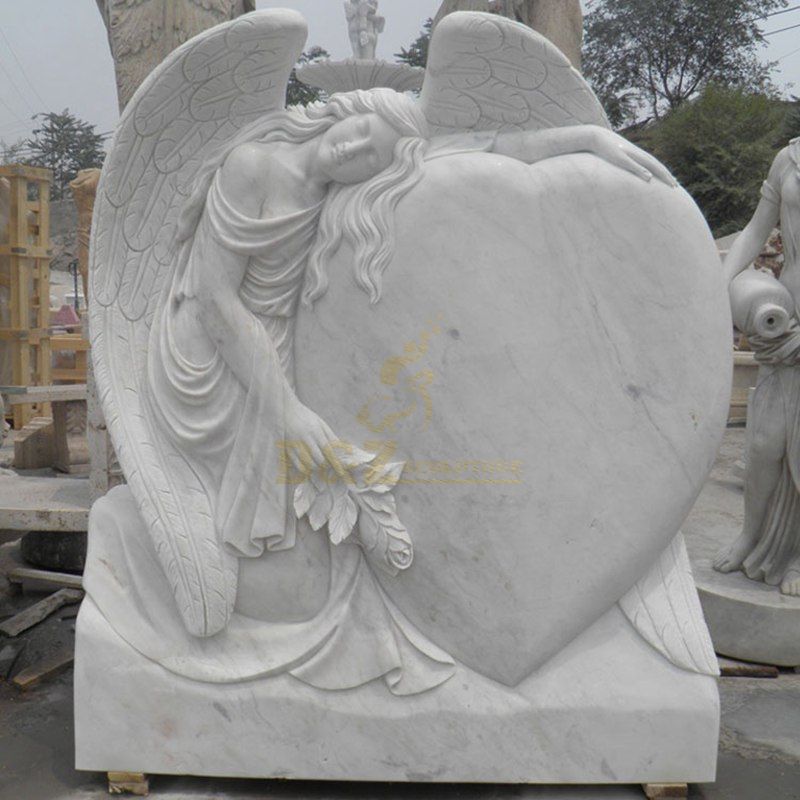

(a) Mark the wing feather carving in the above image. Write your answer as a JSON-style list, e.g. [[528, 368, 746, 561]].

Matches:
[[619, 534, 719, 677], [420, 12, 608, 136], [90, 10, 308, 637]]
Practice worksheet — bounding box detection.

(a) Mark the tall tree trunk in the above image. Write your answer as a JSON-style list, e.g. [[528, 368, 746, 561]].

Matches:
[[96, 0, 256, 112], [433, 0, 583, 72]]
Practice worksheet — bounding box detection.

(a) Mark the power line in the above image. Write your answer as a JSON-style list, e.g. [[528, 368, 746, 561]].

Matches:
[[764, 20, 800, 35], [762, 3, 800, 19], [0, 26, 47, 109], [777, 42, 800, 61], [0, 56, 35, 115], [0, 93, 24, 124]]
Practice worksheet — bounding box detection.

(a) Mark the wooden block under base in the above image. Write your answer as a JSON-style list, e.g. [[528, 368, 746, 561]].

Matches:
[[108, 772, 149, 796], [718, 656, 780, 678], [643, 784, 689, 798], [12, 646, 73, 690]]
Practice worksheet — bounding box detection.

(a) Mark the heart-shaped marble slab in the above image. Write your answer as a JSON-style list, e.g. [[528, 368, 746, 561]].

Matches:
[[295, 152, 731, 686]]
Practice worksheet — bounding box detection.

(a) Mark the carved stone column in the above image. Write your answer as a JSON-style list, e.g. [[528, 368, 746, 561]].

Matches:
[[96, 0, 256, 111], [525, 1, 582, 72], [433, 0, 583, 71]]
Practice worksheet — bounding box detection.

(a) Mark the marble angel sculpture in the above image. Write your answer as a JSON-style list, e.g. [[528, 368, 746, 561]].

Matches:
[[86, 9, 721, 700], [715, 137, 800, 596]]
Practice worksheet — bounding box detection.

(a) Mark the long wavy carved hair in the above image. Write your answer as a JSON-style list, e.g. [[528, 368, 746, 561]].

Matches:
[[177, 88, 430, 305]]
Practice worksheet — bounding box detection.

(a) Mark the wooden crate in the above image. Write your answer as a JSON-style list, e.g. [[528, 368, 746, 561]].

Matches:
[[51, 332, 89, 383], [0, 165, 53, 427]]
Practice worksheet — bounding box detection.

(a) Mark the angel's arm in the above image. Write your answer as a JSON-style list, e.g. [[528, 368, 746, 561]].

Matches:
[[492, 126, 676, 188], [191, 146, 281, 395], [191, 145, 338, 466], [723, 149, 786, 285]]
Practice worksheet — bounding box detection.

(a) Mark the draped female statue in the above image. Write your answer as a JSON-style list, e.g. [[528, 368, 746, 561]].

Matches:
[[716, 138, 800, 596]]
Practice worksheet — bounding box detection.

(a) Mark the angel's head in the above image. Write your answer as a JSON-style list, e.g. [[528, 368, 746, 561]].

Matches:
[[303, 89, 430, 305], [308, 89, 429, 185]]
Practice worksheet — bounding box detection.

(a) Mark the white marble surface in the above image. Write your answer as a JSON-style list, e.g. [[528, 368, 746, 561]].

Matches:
[[75, 589, 719, 783], [295, 150, 730, 685], [80, 9, 728, 786]]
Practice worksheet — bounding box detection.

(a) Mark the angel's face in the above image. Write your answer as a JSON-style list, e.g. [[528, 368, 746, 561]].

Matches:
[[317, 113, 401, 185]]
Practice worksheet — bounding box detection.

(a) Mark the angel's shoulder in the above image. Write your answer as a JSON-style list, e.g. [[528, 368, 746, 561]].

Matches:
[[219, 142, 275, 213], [222, 142, 274, 183]]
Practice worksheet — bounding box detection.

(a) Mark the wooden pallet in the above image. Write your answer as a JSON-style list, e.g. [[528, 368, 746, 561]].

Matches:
[[108, 772, 149, 796], [0, 165, 53, 428], [3, 384, 88, 471], [643, 784, 688, 798]]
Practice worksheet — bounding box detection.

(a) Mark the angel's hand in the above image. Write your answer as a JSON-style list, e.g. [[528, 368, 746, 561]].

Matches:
[[284, 399, 339, 471], [587, 128, 677, 188]]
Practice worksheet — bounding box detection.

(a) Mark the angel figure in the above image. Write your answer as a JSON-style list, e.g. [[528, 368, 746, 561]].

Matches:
[[345, 0, 385, 60], [715, 138, 800, 596], [87, 10, 713, 698]]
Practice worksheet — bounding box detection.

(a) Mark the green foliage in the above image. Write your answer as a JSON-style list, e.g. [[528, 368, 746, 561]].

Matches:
[[25, 110, 106, 199], [584, 0, 786, 128], [643, 85, 788, 236], [395, 18, 432, 68], [779, 96, 800, 142], [286, 47, 330, 107], [0, 139, 26, 165]]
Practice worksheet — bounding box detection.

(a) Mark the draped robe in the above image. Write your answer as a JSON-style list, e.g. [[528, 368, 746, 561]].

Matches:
[[83, 165, 455, 695]]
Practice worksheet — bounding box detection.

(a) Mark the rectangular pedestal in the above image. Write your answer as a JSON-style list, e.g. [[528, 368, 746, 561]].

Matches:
[[75, 598, 718, 784]]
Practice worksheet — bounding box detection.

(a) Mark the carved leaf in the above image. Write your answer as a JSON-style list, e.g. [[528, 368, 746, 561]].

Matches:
[[355, 490, 414, 576], [362, 460, 405, 494], [328, 493, 359, 545], [308, 489, 333, 532], [293, 480, 315, 519]]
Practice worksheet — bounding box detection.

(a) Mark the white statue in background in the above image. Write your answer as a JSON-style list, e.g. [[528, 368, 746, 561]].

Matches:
[[716, 138, 800, 596], [345, 0, 385, 60]]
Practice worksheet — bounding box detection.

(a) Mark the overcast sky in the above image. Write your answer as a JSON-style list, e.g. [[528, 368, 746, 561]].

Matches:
[[0, 0, 798, 147]]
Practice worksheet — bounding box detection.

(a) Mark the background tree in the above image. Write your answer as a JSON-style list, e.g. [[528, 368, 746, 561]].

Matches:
[[395, 19, 432, 68], [25, 110, 106, 199], [583, 0, 786, 128], [642, 85, 790, 235], [286, 47, 331, 107], [0, 139, 26, 165], [779, 96, 800, 141]]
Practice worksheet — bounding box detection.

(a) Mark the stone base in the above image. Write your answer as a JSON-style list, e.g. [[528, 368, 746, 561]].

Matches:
[[75, 597, 718, 784], [694, 559, 800, 668], [683, 427, 800, 668]]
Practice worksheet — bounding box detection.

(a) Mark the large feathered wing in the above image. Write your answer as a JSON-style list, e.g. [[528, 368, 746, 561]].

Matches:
[[420, 11, 608, 136], [90, 10, 307, 637], [619, 534, 719, 677]]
